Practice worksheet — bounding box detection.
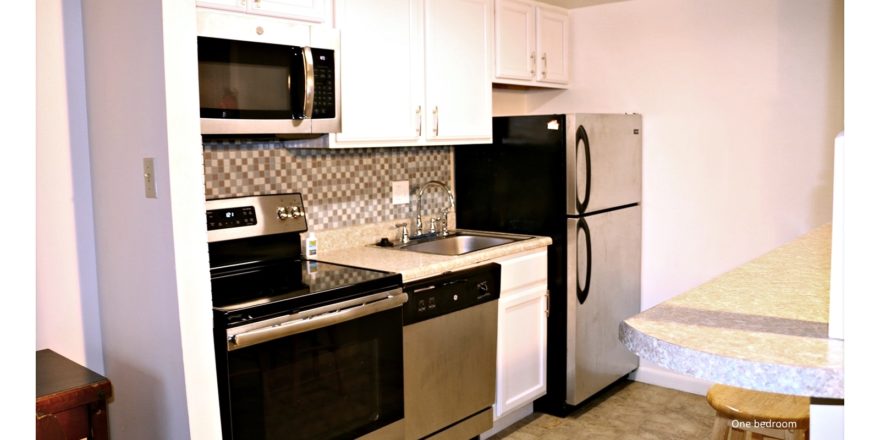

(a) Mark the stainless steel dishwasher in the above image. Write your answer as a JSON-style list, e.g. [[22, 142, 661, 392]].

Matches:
[[402, 263, 501, 440]]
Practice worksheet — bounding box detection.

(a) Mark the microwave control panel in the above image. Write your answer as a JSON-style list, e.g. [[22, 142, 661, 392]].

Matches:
[[311, 48, 336, 119]]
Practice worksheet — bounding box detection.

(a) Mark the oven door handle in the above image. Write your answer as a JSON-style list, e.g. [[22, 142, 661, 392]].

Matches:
[[227, 291, 408, 351]]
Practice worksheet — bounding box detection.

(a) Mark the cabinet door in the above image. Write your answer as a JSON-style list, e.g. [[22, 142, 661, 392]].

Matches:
[[424, 0, 492, 144], [333, 0, 423, 147], [495, 0, 535, 81], [536, 6, 569, 84], [251, 0, 327, 23], [496, 283, 548, 419]]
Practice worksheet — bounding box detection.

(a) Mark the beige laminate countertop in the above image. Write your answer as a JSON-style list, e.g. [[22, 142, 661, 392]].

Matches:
[[620, 224, 843, 398], [316, 230, 552, 283]]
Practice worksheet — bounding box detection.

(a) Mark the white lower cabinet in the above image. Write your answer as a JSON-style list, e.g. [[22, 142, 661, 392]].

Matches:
[[493, 248, 548, 420]]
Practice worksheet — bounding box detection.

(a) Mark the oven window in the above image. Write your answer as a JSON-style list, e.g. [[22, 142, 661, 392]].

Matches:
[[224, 307, 403, 440]]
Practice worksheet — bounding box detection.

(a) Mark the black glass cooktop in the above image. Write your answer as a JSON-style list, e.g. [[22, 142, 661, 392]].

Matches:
[[211, 257, 401, 327]]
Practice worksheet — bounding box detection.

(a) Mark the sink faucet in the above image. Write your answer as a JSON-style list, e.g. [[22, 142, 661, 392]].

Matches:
[[415, 181, 455, 237]]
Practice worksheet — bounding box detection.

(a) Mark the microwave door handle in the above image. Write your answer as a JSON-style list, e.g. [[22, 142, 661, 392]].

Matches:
[[289, 47, 305, 119], [302, 47, 315, 119]]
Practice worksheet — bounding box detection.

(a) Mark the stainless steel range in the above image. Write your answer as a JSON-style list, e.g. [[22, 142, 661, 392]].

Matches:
[[207, 193, 406, 440]]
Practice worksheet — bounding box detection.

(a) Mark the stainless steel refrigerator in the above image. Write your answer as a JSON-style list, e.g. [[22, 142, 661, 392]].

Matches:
[[454, 113, 641, 415]]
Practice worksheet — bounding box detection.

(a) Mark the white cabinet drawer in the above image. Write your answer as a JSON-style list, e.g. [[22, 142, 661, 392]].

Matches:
[[495, 248, 547, 293]]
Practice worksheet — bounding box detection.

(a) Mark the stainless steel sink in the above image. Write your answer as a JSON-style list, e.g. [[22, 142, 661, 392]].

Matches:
[[396, 230, 528, 256]]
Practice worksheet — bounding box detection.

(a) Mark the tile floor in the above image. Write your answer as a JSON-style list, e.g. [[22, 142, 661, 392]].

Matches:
[[490, 380, 716, 440]]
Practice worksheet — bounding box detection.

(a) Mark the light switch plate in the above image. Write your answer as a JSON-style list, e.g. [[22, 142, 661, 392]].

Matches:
[[143, 158, 157, 199], [392, 180, 410, 205]]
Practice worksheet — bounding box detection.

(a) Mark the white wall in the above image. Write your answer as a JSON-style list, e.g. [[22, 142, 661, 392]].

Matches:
[[529, 0, 843, 308], [160, 1, 225, 437], [493, 87, 528, 115], [843, 3, 880, 435], [525, 0, 843, 392], [80, 0, 220, 437], [9, 0, 37, 436], [36, 0, 104, 372]]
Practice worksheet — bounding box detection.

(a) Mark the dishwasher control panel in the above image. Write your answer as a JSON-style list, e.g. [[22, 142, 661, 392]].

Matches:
[[401, 263, 500, 325]]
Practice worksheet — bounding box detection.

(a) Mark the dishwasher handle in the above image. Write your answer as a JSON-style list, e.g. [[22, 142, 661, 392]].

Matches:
[[227, 290, 408, 351]]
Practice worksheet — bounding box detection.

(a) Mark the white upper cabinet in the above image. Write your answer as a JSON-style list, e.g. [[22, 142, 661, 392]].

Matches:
[[332, 0, 492, 148], [494, 0, 569, 87], [424, 0, 493, 143], [196, 0, 329, 24], [494, 0, 535, 81], [333, 0, 423, 146], [536, 6, 568, 84]]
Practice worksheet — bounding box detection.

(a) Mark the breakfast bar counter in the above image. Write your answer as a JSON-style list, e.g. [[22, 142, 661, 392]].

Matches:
[[620, 224, 843, 399]]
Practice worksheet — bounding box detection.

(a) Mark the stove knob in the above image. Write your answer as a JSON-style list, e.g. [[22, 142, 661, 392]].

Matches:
[[278, 206, 305, 220], [277, 207, 292, 220]]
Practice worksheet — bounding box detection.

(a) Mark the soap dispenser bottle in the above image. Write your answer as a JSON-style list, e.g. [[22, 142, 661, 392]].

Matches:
[[304, 232, 318, 260]]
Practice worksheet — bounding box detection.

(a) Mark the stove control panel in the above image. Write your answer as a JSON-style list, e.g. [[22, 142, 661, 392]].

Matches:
[[206, 193, 309, 243], [207, 206, 257, 230]]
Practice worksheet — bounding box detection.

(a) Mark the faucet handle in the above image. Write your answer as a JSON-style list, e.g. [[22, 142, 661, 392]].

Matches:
[[395, 222, 410, 244]]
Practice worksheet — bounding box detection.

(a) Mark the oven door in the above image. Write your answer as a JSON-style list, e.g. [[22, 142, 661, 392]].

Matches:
[[216, 290, 407, 440]]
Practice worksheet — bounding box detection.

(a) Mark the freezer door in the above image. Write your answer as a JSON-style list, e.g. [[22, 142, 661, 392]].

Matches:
[[566, 114, 642, 215], [565, 206, 641, 405]]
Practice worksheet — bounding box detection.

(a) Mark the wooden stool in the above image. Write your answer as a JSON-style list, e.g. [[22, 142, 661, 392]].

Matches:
[[707, 384, 809, 440]]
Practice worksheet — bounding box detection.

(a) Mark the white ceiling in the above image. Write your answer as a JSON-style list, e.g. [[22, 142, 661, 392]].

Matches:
[[540, 0, 630, 9]]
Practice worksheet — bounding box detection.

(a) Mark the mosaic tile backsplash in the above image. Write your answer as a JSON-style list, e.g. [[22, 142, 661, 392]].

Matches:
[[203, 139, 454, 231]]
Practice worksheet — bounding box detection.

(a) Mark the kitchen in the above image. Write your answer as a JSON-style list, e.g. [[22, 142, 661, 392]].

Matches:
[[29, 0, 872, 439]]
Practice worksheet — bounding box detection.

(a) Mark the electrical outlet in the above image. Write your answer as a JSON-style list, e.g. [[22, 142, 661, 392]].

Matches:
[[392, 180, 410, 205], [143, 158, 157, 199]]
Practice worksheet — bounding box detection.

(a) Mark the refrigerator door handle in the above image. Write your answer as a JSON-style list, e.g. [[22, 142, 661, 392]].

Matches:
[[575, 125, 592, 214], [576, 217, 592, 304]]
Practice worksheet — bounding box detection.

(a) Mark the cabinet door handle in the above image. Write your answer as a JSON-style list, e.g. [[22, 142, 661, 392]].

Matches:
[[240, 0, 247, 6], [416, 106, 422, 136], [432, 106, 439, 136], [541, 53, 547, 78], [530, 51, 536, 78], [545, 291, 550, 317], [253, 0, 261, 8]]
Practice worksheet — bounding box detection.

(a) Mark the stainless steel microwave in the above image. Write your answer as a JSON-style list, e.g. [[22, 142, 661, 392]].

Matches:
[[196, 9, 340, 135]]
